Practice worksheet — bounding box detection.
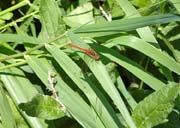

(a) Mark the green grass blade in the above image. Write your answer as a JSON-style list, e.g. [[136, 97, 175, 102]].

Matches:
[[115, 0, 157, 43], [63, 2, 94, 28], [0, 85, 17, 128], [45, 44, 123, 128], [170, 0, 180, 13], [73, 14, 180, 37], [87, 61, 136, 128], [0, 33, 41, 44], [0, 66, 47, 128], [25, 56, 98, 128], [105, 36, 180, 76], [39, 0, 64, 39], [68, 32, 136, 128], [116, 72, 137, 110], [94, 45, 166, 90]]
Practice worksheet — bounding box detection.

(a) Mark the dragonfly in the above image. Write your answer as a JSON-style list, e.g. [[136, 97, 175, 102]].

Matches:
[[68, 43, 100, 60]]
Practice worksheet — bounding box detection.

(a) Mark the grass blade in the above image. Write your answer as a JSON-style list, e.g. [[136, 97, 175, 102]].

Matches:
[[25, 56, 98, 128], [0, 33, 41, 44], [45, 44, 123, 128], [94, 45, 166, 90], [105, 36, 180, 76], [0, 85, 16, 128], [68, 31, 136, 128], [73, 14, 180, 37], [115, 0, 157, 43], [0, 66, 47, 128]]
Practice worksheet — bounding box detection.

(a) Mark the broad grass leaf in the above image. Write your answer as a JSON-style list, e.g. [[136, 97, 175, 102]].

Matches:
[[93, 44, 166, 90], [0, 66, 47, 128], [0, 85, 16, 128], [73, 14, 180, 37], [132, 85, 180, 128], [115, 0, 157, 43], [39, 0, 64, 40], [105, 35, 180, 76], [45, 44, 123, 128], [68, 31, 136, 128], [170, 0, 180, 13], [19, 94, 65, 120], [25, 56, 99, 128], [63, 2, 94, 27], [0, 33, 41, 44]]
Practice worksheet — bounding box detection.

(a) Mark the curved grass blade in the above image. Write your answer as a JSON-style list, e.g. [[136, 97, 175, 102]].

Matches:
[[116, 72, 137, 110], [105, 36, 180, 76], [115, 0, 158, 43], [0, 33, 41, 44], [0, 85, 16, 128], [68, 31, 136, 128], [45, 44, 123, 128], [93, 45, 166, 90], [25, 56, 98, 128], [73, 14, 180, 37], [170, 0, 180, 13], [0, 66, 47, 128]]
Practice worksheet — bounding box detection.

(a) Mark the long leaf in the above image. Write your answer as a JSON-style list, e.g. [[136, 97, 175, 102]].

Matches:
[[0, 66, 47, 128], [93, 45, 166, 90], [25, 56, 98, 128], [73, 14, 180, 37], [0, 85, 16, 128], [115, 0, 157, 43], [68, 31, 136, 128], [105, 36, 180, 76], [45, 44, 123, 128], [0, 33, 41, 44]]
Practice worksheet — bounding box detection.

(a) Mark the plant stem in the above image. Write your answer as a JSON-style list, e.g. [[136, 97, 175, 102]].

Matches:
[[0, 0, 30, 16], [0, 11, 38, 30], [0, 60, 26, 70], [0, 31, 67, 62]]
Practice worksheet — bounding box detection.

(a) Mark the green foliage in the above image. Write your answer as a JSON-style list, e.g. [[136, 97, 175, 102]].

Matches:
[[132, 85, 180, 128], [19, 94, 65, 120], [0, 0, 180, 128], [0, 85, 16, 128]]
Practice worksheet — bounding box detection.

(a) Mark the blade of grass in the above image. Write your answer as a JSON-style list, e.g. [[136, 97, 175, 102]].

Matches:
[[0, 65, 47, 128], [0, 85, 17, 128], [73, 14, 180, 37], [39, 0, 64, 40], [93, 44, 166, 90], [45, 44, 123, 128], [25, 56, 101, 128], [0, 0, 30, 17], [105, 35, 180, 76], [115, 0, 158, 43], [68, 31, 137, 128], [115, 71, 137, 110], [0, 33, 41, 44], [170, 0, 180, 13]]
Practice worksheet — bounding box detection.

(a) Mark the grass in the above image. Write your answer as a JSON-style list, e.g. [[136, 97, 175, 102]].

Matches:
[[0, 0, 180, 128]]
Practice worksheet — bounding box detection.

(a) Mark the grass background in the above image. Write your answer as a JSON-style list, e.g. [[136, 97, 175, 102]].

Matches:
[[0, 0, 180, 128]]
